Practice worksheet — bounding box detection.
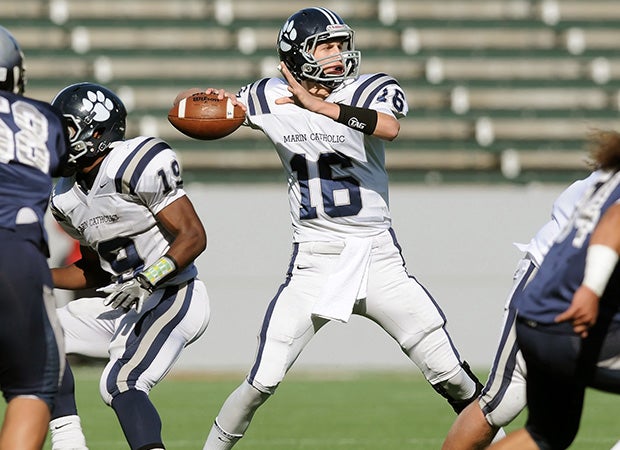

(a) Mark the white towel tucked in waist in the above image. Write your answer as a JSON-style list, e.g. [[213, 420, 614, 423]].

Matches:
[[312, 237, 372, 323]]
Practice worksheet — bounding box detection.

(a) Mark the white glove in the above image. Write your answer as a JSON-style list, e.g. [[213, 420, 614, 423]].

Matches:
[[99, 276, 153, 313]]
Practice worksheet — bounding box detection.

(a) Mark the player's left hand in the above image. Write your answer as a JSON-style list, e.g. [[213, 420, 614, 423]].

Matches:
[[203, 88, 247, 110], [99, 276, 153, 313], [555, 285, 599, 338]]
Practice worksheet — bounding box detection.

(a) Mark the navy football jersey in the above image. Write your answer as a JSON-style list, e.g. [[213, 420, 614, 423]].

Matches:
[[0, 91, 69, 248], [517, 169, 620, 326]]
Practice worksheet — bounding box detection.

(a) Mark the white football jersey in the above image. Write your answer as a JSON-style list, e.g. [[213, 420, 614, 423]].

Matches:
[[50, 136, 197, 284], [237, 73, 408, 242], [514, 170, 601, 266]]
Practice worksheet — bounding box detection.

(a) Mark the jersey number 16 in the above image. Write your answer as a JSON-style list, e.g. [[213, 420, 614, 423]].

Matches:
[[291, 152, 362, 220]]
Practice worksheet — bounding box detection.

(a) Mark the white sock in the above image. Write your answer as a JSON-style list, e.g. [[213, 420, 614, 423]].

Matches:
[[610, 440, 620, 450], [203, 419, 242, 450], [49, 415, 89, 450]]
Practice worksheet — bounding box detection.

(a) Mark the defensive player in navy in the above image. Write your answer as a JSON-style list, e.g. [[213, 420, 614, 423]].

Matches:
[[442, 171, 602, 450], [0, 26, 69, 449], [489, 130, 620, 449], [47, 82, 211, 450], [202, 7, 483, 449]]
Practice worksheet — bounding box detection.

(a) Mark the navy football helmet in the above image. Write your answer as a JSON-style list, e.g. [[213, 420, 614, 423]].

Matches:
[[0, 26, 25, 94], [51, 82, 126, 167], [277, 7, 360, 89]]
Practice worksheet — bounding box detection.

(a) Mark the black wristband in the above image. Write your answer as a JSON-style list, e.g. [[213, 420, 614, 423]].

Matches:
[[336, 104, 378, 135]]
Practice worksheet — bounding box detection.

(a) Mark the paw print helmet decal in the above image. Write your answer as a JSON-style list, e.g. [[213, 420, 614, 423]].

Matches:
[[277, 7, 360, 89], [52, 82, 127, 167]]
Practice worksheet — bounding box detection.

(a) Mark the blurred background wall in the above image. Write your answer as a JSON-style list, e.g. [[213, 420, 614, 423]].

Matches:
[[8, 0, 618, 372], [49, 182, 570, 373], [175, 182, 568, 373]]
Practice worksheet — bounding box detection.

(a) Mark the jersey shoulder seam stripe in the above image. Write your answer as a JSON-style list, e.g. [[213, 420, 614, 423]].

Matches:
[[361, 79, 401, 109], [114, 137, 171, 195], [247, 78, 271, 116], [350, 73, 390, 106]]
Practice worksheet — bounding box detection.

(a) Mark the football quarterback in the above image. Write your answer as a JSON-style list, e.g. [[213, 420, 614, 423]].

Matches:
[[202, 7, 483, 450]]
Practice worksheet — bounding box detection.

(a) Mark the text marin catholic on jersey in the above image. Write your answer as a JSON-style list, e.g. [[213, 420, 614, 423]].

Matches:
[[76, 214, 120, 234], [283, 132, 347, 144]]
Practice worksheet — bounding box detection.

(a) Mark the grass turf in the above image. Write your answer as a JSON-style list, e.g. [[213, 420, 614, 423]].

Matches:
[[21, 366, 619, 449]]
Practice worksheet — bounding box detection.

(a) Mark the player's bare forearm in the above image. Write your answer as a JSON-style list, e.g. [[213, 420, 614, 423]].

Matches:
[[310, 101, 399, 140], [52, 264, 88, 290], [155, 196, 206, 270], [371, 111, 400, 141], [556, 203, 620, 336], [275, 63, 399, 141], [52, 246, 110, 290]]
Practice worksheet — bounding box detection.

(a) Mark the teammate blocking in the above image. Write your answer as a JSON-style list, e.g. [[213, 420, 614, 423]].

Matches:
[[201, 7, 484, 449], [489, 130, 620, 449], [47, 82, 211, 450], [442, 171, 601, 449]]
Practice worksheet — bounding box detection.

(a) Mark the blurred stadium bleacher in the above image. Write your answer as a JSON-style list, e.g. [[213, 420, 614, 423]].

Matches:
[[4, 0, 620, 183]]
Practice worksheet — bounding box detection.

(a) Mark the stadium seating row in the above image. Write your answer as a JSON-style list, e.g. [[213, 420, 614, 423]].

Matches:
[[5, 0, 620, 23], [8, 17, 620, 54], [3, 0, 619, 181]]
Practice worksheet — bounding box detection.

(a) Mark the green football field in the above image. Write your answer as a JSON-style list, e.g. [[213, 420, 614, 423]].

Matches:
[[18, 366, 619, 449]]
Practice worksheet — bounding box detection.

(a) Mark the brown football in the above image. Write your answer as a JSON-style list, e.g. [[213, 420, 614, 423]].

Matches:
[[168, 91, 245, 140]]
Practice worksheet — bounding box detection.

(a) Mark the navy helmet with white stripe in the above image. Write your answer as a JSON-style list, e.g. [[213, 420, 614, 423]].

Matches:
[[0, 26, 25, 95], [277, 7, 360, 89], [52, 82, 126, 168]]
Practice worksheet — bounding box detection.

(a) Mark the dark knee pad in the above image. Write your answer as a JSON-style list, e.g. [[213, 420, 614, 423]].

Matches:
[[432, 361, 484, 414]]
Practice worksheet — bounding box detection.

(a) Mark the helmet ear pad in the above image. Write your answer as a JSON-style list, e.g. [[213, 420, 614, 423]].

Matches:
[[0, 26, 25, 95], [51, 83, 127, 166], [277, 7, 360, 89]]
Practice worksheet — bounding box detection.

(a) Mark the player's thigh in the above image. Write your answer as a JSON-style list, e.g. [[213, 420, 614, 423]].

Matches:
[[590, 321, 620, 393], [248, 253, 329, 390], [129, 279, 211, 387], [363, 247, 446, 349], [480, 309, 527, 427], [101, 325, 191, 401], [176, 278, 211, 345], [362, 255, 463, 382], [517, 321, 586, 444], [102, 279, 207, 400], [520, 321, 620, 448], [57, 297, 116, 358], [0, 240, 62, 406], [480, 352, 527, 427]]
